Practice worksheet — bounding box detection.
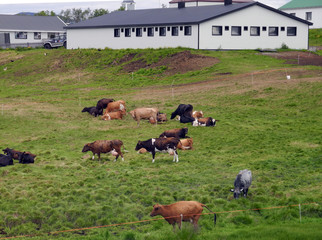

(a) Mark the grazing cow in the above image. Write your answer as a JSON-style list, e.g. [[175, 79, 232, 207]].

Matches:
[[157, 113, 167, 123], [82, 139, 124, 161], [104, 100, 126, 114], [192, 117, 217, 127], [177, 138, 193, 150], [101, 110, 126, 121], [159, 128, 189, 139], [3, 148, 36, 160], [192, 111, 204, 119], [171, 104, 195, 123], [130, 107, 159, 126], [0, 153, 13, 167], [19, 152, 35, 164], [135, 137, 180, 163], [82, 106, 100, 117], [150, 201, 216, 230], [231, 169, 252, 199], [96, 98, 114, 114]]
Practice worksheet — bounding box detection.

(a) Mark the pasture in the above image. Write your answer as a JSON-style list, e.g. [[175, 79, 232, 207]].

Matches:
[[0, 47, 321, 240]]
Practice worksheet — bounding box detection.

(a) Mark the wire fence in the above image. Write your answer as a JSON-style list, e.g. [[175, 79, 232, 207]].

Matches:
[[0, 202, 319, 240]]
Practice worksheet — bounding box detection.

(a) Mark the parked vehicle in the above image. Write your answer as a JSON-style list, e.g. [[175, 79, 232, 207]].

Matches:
[[43, 35, 66, 49]]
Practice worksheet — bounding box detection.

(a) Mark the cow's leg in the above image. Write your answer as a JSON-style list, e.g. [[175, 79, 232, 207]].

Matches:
[[151, 150, 156, 163], [92, 153, 95, 160], [175, 150, 179, 163]]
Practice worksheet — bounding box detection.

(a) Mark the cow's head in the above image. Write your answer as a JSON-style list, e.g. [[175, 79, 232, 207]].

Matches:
[[150, 204, 162, 217], [81, 107, 88, 113], [230, 188, 243, 199], [135, 141, 142, 151], [183, 127, 188, 135], [82, 144, 91, 153], [3, 147, 11, 155], [129, 110, 135, 118]]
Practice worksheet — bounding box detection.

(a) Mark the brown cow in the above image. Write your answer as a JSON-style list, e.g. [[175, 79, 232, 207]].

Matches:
[[96, 98, 114, 114], [159, 128, 189, 139], [101, 110, 126, 121], [82, 139, 124, 161], [177, 138, 193, 150], [192, 111, 204, 119], [129, 107, 158, 126], [104, 100, 126, 114], [157, 113, 167, 123], [150, 201, 216, 230]]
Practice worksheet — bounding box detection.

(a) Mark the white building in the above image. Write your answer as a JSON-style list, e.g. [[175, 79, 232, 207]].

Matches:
[[66, 1, 312, 50], [122, 0, 136, 10], [0, 15, 66, 48], [169, 0, 253, 8], [279, 0, 322, 29]]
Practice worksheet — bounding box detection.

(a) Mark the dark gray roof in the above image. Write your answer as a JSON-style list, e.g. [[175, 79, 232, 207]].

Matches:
[[66, 2, 312, 29], [0, 15, 66, 31]]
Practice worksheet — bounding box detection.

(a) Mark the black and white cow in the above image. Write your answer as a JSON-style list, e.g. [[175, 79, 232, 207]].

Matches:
[[170, 104, 195, 123], [135, 137, 180, 163], [230, 169, 252, 199], [192, 117, 217, 127], [0, 153, 13, 167]]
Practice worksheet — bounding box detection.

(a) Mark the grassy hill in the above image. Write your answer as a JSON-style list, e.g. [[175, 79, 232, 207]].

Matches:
[[0, 47, 321, 240]]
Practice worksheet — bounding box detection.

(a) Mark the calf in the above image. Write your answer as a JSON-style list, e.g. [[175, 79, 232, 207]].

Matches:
[[82, 139, 124, 161], [192, 117, 217, 127], [150, 201, 216, 230], [230, 169, 252, 199], [19, 152, 35, 164], [192, 111, 204, 119], [130, 107, 159, 126], [135, 137, 180, 163], [104, 100, 126, 114], [101, 110, 126, 121], [177, 138, 193, 150], [171, 104, 195, 123], [82, 106, 100, 117], [0, 153, 13, 167], [96, 98, 114, 114], [159, 128, 189, 139]]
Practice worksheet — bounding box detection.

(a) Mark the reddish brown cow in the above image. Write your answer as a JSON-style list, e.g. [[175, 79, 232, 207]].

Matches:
[[130, 107, 158, 126], [159, 128, 189, 139], [177, 138, 193, 150], [150, 201, 216, 230], [101, 110, 126, 121], [104, 100, 126, 114], [192, 111, 204, 119], [82, 139, 124, 161]]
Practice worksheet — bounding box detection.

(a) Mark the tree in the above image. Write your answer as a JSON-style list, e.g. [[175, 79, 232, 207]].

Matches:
[[90, 8, 109, 18], [35, 10, 56, 16]]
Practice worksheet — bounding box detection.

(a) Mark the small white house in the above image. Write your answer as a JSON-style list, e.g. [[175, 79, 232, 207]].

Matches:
[[279, 0, 322, 29], [169, 0, 253, 8], [0, 15, 67, 48], [66, 1, 312, 50]]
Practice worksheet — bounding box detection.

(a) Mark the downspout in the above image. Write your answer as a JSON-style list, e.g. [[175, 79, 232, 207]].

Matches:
[[198, 23, 200, 49]]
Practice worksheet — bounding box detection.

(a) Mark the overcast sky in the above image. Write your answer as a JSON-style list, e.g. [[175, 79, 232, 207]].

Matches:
[[0, 0, 291, 15]]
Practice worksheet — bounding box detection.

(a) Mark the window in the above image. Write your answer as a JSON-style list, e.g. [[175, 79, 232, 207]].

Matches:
[[262, 27, 267, 31], [155, 27, 158, 32], [136, 28, 142, 37], [147, 27, 154, 37], [114, 28, 120, 37], [231, 26, 241, 36], [306, 12, 312, 20], [15, 32, 27, 39], [225, 26, 229, 31], [244, 26, 248, 31], [159, 27, 166, 36], [287, 27, 297, 36], [132, 28, 135, 32], [172, 26, 178, 36], [184, 26, 192, 36], [269, 27, 279, 36], [290, 13, 296, 16], [34, 32, 41, 39], [48, 32, 58, 39], [167, 27, 170, 31], [180, 26, 183, 31], [250, 26, 260, 36], [212, 26, 222, 36], [143, 28, 146, 32], [121, 28, 124, 33], [281, 27, 285, 31], [125, 28, 131, 37]]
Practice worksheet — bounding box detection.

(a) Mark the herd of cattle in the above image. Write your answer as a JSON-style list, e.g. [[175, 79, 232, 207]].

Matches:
[[1, 98, 252, 230]]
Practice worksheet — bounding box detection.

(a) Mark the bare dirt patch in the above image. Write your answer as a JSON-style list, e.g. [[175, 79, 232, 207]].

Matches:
[[122, 51, 219, 75], [261, 51, 322, 66]]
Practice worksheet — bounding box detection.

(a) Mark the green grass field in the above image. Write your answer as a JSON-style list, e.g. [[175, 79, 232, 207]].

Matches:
[[0, 47, 321, 240]]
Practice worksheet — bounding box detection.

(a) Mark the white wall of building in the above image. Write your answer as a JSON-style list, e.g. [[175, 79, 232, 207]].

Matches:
[[67, 25, 199, 49], [199, 5, 309, 50], [282, 7, 322, 29]]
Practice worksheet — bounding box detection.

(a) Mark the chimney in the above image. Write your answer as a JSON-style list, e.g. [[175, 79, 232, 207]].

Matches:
[[224, 0, 232, 6], [178, 2, 185, 8]]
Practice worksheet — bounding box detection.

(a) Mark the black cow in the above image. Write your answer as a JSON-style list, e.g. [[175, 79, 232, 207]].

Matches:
[[0, 153, 13, 167], [19, 152, 35, 164], [170, 104, 195, 123], [82, 106, 100, 117], [135, 137, 180, 163]]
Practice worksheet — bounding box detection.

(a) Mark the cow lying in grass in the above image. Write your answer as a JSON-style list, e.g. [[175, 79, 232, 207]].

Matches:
[[192, 117, 217, 127], [3, 148, 36, 160], [177, 138, 193, 150], [82, 139, 124, 161], [101, 110, 126, 121], [171, 104, 195, 123], [104, 100, 126, 114], [159, 128, 189, 139], [0, 153, 13, 167], [135, 137, 180, 163], [150, 201, 216, 230]]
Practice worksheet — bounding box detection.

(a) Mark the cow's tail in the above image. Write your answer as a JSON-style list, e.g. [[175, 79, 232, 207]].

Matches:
[[202, 204, 216, 226]]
